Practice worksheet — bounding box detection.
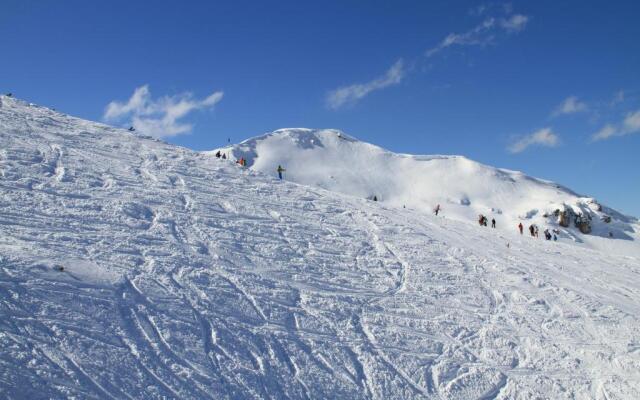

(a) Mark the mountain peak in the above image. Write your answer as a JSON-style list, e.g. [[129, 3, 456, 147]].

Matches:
[[216, 128, 638, 252]]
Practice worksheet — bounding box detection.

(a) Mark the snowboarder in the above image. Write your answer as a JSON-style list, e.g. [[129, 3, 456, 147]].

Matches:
[[277, 165, 286, 180], [434, 204, 441, 216], [518, 222, 523, 235], [215, 150, 221, 158], [491, 218, 496, 228]]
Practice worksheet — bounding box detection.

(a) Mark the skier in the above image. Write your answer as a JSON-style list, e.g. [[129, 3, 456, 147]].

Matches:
[[478, 215, 484, 226], [491, 218, 496, 228], [534, 225, 539, 238], [128, 126, 136, 132], [373, 195, 378, 201], [277, 165, 286, 180], [529, 224, 535, 237], [222, 153, 227, 160], [518, 222, 523, 235], [215, 150, 221, 158], [434, 204, 441, 216]]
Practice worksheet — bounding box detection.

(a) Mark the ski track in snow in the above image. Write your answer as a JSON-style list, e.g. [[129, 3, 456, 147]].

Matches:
[[1, 97, 640, 399]]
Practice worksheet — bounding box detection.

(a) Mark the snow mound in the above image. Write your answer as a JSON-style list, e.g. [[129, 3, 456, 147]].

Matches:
[[2, 95, 640, 399], [215, 128, 639, 255]]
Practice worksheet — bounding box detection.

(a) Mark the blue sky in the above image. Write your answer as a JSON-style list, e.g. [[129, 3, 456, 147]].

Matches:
[[2, 0, 640, 216]]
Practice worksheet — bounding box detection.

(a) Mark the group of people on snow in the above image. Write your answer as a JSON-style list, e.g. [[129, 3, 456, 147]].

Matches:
[[475, 214, 560, 242], [518, 222, 557, 241], [215, 150, 286, 180], [477, 215, 496, 228]]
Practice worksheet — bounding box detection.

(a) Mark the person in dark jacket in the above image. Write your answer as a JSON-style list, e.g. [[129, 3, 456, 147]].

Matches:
[[491, 218, 496, 228], [277, 165, 286, 180], [518, 222, 523, 235]]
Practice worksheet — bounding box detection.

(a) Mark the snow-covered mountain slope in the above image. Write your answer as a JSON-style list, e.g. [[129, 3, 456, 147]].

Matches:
[[216, 128, 639, 256], [1, 95, 640, 399]]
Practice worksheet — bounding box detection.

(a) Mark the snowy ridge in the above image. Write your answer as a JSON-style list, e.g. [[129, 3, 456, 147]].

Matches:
[[1, 96, 640, 399], [215, 128, 639, 256]]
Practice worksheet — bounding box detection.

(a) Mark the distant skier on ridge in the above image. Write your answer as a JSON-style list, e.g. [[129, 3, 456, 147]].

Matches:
[[277, 165, 286, 180]]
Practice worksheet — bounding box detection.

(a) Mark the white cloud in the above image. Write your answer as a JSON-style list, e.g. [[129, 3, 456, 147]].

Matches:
[[508, 127, 560, 153], [623, 109, 640, 132], [426, 18, 496, 57], [499, 14, 529, 32], [426, 11, 528, 57], [104, 85, 151, 120], [326, 59, 405, 110], [590, 109, 640, 142], [591, 124, 617, 142], [104, 85, 223, 138], [552, 96, 588, 116]]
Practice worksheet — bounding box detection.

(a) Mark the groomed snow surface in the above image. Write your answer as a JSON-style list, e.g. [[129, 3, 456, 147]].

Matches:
[[1, 96, 639, 399]]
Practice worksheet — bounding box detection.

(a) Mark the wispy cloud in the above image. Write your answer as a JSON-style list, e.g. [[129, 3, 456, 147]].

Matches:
[[624, 109, 640, 131], [591, 109, 640, 142], [591, 124, 617, 141], [426, 13, 529, 57], [104, 85, 223, 138], [508, 127, 560, 153], [327, 5, 529, 110], [552, 96, 588, 117], [426, 18, 496, 57], [499, 14, 529, 32], [326, 59, 405, 110]]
